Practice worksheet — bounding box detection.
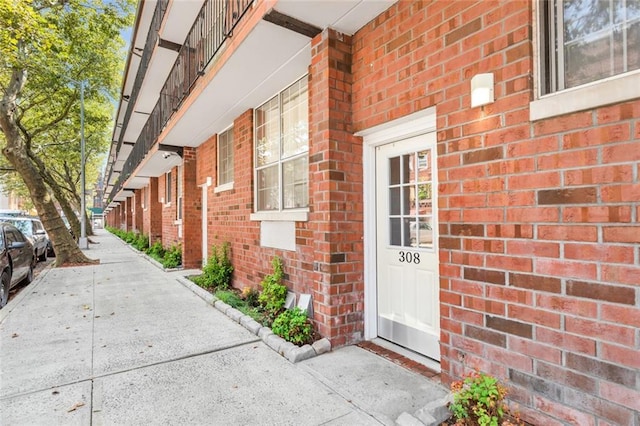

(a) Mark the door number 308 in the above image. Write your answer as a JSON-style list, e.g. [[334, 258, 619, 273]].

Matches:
[[399, 251, 420, 264]]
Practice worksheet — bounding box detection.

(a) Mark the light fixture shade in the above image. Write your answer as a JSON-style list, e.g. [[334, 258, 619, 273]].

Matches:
[[471, 73, 494, 108]]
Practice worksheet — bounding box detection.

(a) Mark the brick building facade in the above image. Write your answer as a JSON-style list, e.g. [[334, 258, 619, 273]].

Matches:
[[104, 1, 640, 423]]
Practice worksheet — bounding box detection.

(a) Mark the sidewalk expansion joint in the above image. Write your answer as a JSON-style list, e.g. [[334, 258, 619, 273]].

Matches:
[[0, 339, 261, 402], [89, 338, 263, 381]]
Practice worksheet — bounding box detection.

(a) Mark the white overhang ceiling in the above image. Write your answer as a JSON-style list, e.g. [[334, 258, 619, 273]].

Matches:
[[158, 0, 395, 148], [113, 0, 395, 193]]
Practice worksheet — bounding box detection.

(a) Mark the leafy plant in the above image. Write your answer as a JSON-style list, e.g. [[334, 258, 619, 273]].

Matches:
[[215, 289, 265, 324], [146, 241, 165, 261], [198, 242, 233, 290], [449, 371, 520, 426], [162, 244, 182, 269], [215, 289, 243, 306], [271, 307, 314, 346], [258, 256, 288, 319], [133, 233, 149, 251]]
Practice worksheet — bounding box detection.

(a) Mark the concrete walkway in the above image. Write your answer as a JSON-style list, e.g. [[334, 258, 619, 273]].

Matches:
[[0, 229, 448, 425]]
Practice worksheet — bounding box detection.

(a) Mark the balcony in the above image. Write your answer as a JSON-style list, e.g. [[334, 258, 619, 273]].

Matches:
[[106, 0, 254, 206], [105, 0, 396, 208]]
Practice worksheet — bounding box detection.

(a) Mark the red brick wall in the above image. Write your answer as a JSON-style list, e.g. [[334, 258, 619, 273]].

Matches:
[[133, 189, 143, 233], [195, 110, 312, 292], [352, 1, 639, 424], [145, 178, 162, 244], [160, 168, 180, 248], [309, 29, 365, 346], [182, 147, 201, 268], [125, 197, 133, 231]]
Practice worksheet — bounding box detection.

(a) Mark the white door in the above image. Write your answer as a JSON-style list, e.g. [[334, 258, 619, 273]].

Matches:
[[201, 184, 208, 266], [376, 133, 440, 360]]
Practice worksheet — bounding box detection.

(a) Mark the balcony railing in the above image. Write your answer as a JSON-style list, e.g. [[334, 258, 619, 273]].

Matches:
[[106, 0, 253, 204], [105, 0, 169, 190]]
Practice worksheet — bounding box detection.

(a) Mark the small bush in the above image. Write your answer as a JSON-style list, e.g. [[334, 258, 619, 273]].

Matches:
[[449, 371, 522, 426], [146, 241, 165, 262], [133, 233, 149, 251], [258, 256, 288, 319], [162, 244, 182, 269], [272, 307, 314, 346], [198, 242, 233, 290]]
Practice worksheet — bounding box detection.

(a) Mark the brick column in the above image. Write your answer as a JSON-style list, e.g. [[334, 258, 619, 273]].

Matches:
[[182, 147, 201, 268], [309, 29, 364, 347], [134, 189, 143, 233], [118, 204, 125, 230], [125, 197, 133, 231], [148, 177, 162, 245]]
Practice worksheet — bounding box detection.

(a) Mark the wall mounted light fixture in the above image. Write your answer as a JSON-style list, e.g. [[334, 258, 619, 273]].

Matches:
[[471, 73, 494, 108]]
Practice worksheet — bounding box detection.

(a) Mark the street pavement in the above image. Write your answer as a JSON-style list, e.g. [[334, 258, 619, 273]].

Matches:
[[0, 229, 447, 425]]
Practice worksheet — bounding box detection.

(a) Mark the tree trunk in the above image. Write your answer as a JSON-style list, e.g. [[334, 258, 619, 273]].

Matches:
[[0, 68, 97, 267], [29, 152, 82, 242]]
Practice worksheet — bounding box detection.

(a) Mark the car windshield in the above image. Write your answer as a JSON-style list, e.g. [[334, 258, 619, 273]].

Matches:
[[2, 219, 32, 236]]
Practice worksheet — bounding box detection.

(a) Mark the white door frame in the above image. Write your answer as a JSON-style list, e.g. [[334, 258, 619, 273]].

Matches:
[[200, 180, 210, 266], [357, 107, 437, 341]]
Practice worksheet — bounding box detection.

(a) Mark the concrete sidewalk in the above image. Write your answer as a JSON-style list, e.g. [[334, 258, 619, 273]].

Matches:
[[0, 229, 448, 425]]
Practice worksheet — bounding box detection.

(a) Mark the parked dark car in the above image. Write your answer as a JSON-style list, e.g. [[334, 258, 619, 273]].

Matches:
[[0, 216, 49, 262], [0, 222, 35, 308]]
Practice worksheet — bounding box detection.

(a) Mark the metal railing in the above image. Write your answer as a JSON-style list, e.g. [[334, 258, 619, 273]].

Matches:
[[105, 0, 169, 190], [106, 0, 253, 204]]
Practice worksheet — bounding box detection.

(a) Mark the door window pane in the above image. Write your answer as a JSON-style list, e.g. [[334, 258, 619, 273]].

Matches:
[[386, 147, 435, 249], [402, 154, 412, 184], [389, 157, 400, 185], [390, 218, 401, 246], [389, 187, 400, 215]]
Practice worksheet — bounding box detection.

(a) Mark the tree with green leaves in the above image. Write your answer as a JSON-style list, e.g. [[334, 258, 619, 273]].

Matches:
[[0, 0, 134, 266]]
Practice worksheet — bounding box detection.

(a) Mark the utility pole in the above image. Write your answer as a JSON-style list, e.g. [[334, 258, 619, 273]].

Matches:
[[78, 80, 89, 249]]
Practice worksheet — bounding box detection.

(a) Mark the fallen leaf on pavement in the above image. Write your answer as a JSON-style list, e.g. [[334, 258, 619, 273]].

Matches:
[[67, 402, 85, 412]]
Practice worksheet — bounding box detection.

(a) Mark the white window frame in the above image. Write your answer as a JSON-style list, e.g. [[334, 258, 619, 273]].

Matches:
[[215, 126, 234, 193], [251, 75, 309, 222], [531, 0, 640, 121], [176, 165, 183, 221], [165, 171, 172, 205]]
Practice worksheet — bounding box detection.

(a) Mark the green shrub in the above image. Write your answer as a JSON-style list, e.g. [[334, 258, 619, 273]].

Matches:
[[162, 244, 182, 269], [272, 307, 314, 346], [146, 241, 165, 262], [258, 256, 288, 319], [198, 242, 234, 290], [133, 233, 149, 251], [449, 371, 522, 426]]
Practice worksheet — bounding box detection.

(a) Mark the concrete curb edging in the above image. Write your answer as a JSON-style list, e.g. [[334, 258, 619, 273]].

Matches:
[[175, 275, 332, 363], [395, 393, 453, 426]]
